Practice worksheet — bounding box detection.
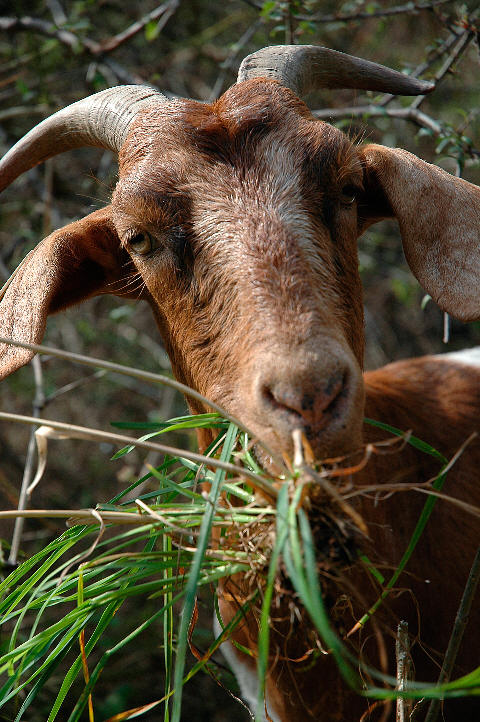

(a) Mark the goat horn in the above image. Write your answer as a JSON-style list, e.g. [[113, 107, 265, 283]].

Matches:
[[0, 85, 167, 193], [237, 45, 434, 98]]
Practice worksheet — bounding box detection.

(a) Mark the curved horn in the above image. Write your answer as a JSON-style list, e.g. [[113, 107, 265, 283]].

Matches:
[[0, 85, 168, 193], [237, 45, 433, 98]]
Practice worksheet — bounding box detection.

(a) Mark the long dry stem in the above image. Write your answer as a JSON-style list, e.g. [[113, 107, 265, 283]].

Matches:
[[7, 356, 45, 566], [396, 621, 412, 721], [0, 336, 285, 471], [0, 411, 277, 498]]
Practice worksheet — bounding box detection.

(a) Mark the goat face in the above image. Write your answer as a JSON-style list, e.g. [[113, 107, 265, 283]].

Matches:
[[1, 45, 480, 465], [111, 80, 365, 460]]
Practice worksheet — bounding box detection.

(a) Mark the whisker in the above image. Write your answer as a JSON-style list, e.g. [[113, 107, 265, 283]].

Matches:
[[108, 272, 146, 296]]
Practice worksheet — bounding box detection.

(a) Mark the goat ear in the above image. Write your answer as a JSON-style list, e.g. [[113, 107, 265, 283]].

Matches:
[[0, 205, 135, 379], [358, 144, 480, 322]]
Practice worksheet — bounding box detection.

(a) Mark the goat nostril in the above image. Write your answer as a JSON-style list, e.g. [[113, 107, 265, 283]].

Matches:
[[300, 393, 315, 412], [261, 370, 348, 429], [322, 371, 347, 413], [262, 385, 304, 422]]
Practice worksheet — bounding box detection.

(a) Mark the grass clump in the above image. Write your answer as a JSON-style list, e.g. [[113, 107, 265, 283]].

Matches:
[[0, 413, 478, 721]]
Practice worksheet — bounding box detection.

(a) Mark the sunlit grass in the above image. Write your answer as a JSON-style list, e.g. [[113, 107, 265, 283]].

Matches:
[[0, 339, 478, 720]]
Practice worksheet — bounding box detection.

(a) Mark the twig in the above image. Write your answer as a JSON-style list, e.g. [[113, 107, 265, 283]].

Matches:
[[45, 0, 67, 26], [209, 19, 262, 100], [0, 411, 277, 498], [295, 0, 455, 23], [443, 312, 450, 343], [97, 1, 179, 55], [411, 25, 476, 110], [312, 105, 443, 136], [0, 16, 88, 52], [0, 506, 271, 524], [100, 57, 154, 88], [44, 370, 106, 404], [424, 544, 480, 722], [0, 2, 179, 60], [283, 1, 294, 45], [0, 336, 285, 471], [7, 355, 45, 567], [396, 621, 412, 721], [6, 161, 55, 567], [0, 105, 49, 122]]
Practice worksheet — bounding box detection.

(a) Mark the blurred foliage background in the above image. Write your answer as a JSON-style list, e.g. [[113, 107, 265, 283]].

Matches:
[[0, 1, 479, 719]]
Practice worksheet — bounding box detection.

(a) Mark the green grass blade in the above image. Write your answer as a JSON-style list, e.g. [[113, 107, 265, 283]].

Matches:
[[354, 469, 448, 633], [171, 423, 238, 722], [256, 483, 289, 720], [364, 418, 448, 463]]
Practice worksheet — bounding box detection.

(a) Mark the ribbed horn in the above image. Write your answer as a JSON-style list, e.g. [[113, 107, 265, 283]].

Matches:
[[237, 45, 434, 98], [0, 85, 168, 193]]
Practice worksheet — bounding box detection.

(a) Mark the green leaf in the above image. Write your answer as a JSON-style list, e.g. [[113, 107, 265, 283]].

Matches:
[[145, 19, 160, 42], [260, 1, 277, 17], [364, 418, 448, 463]]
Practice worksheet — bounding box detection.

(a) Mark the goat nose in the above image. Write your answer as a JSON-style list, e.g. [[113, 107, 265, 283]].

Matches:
[[259, 369, 347, 434]]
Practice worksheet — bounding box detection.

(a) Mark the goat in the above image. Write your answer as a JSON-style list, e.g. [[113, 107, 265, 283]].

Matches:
[[0, 45, 479, 721]]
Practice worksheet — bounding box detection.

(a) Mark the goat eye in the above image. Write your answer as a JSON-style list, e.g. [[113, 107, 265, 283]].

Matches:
[[340, 185, 358, 206], [128, 232, 155, 255]]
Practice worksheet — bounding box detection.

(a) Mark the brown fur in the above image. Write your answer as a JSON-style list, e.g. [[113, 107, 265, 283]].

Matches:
[[1, 77, 480, 720]]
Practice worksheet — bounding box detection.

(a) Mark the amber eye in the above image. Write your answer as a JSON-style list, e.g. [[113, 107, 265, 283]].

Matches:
[[340, 184, 358, 206], [128, 232, 155, 255]]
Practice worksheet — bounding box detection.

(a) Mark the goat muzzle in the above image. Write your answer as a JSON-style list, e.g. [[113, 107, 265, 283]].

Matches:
[[248, 344, 364, 462]]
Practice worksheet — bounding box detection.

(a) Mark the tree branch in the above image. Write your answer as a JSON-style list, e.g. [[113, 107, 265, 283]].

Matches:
[[295, 0, 455, 23], [312, 105, 443, 135], [411, 23, 477, 109], [95, 0, 179, 54], [0, 1, 179, 59], [0, 16, 92, 52]]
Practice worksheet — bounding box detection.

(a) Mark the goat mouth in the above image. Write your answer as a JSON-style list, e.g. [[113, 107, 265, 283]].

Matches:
[[224, 482, 364, 649]]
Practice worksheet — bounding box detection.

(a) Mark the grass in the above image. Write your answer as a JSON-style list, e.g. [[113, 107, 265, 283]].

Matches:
[[0, 342, 479, 720]]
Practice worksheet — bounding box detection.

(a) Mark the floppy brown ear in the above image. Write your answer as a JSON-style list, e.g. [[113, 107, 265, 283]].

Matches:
[[0, 205, 135, 379], [358, 144, 480, 322]]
